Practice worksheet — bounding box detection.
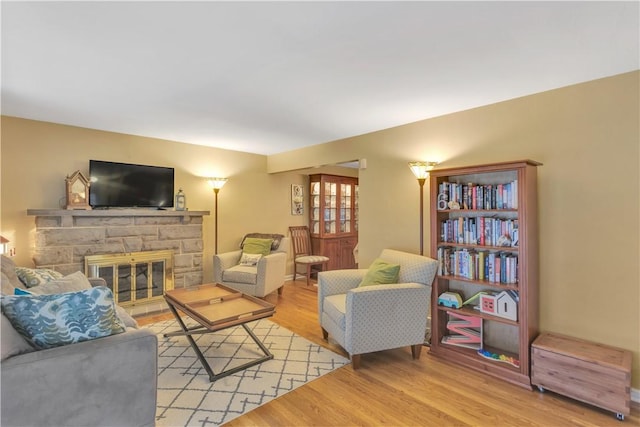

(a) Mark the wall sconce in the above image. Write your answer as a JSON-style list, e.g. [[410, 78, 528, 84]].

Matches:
[[408, 161, 437, 256], [207, 178, 228, 254]]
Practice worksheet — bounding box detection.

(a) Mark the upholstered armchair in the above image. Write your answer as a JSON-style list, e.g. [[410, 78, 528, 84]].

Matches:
[[213, 235, 290, 298], [318, 249, 438, 368]]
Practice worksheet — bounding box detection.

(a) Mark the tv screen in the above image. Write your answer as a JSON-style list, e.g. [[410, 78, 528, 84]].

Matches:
[[89, 160, 174, 208]]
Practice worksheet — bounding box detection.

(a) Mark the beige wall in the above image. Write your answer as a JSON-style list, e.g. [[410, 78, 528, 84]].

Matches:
[[271, 71, 640, 386], [0, 118, 315, 279], [1, 71, 638, 387]]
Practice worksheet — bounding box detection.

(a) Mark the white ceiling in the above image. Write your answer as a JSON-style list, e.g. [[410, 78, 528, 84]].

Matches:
[[2, 1, 638, 156]]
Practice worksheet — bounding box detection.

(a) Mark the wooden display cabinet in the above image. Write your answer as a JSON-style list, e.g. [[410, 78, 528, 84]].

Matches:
[[309, 174, 358, 270], [428, 160, 541, 389]]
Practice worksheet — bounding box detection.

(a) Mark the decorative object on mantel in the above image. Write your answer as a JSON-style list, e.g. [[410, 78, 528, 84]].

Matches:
[[291, 184, 303, 215], [65, 170, 91, 210], [174, 188, 186, 211], [208, 177, 228, 254]]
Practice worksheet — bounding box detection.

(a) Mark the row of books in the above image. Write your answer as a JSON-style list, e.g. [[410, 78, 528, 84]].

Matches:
[[440, 217, 518, 247], [437, 247, 519, 284], [438, 180, 518, 210]]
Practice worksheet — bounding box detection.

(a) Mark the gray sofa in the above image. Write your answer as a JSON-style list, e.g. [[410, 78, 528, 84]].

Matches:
[[1, 255, 158, 427]]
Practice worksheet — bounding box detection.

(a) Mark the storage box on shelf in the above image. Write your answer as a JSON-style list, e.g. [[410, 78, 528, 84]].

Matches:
[[429, 160, 541, 389]]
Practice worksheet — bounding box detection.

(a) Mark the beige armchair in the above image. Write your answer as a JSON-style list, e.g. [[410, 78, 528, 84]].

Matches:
[[213, 235, 289, 297], [318, 249, 438, 368]]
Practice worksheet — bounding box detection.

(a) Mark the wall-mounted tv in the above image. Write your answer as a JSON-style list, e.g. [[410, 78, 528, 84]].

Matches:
[[89, 160, 174, 209]]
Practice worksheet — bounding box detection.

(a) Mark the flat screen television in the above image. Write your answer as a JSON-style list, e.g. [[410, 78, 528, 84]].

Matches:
[[89, 160, 174, 209]]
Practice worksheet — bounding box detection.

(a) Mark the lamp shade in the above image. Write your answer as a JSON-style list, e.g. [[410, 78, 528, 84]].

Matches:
[[408, 161, 437, 179], [207, 177, 228, 190]]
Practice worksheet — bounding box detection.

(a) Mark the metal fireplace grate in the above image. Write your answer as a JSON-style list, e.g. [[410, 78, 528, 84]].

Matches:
[[84, 250, 174, 307]]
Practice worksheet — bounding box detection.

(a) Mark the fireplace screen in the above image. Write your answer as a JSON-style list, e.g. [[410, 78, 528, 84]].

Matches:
[[85, 250, 174, 307]]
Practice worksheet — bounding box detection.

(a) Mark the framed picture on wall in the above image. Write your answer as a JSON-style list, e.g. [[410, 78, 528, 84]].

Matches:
[[291, 184, 304, 215]]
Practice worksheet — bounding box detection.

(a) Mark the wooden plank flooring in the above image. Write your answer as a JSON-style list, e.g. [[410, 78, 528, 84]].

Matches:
[[137, 280, 639, 426]]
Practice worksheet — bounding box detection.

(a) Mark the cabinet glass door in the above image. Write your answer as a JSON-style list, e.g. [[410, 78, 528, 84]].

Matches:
[[311, 182, 321, 234], [324, 182, 337, 234], [340, 183, 351, 232], [354, 185, 359, 231]]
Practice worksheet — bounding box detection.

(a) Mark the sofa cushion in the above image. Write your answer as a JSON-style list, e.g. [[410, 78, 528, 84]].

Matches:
[[1, 313, 35, 360], [15, 266, 63, 288], [1, 272, 16, 296], [1, 287, 126, 349], [358, 258, 400, 287], [28, 271, 92, 295], [242, 237, 273, 256], [19, 271, 138, 328], [114, 305, 138, 329], [222, 265, 258, 285], [1, 255, 25, 294]]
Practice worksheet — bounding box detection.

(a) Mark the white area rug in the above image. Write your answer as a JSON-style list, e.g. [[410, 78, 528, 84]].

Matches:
[[145, 318, 350, 427]]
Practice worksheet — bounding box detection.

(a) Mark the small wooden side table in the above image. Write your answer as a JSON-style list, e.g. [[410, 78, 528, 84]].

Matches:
[[531, 332, 632, 420]]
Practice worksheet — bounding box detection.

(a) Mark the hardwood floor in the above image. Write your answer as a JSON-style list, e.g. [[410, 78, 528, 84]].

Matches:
[[137, 280, 639, 426]]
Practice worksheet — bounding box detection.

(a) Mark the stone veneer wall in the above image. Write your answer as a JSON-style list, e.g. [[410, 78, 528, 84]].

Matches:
[[27, 209, 209, 289]]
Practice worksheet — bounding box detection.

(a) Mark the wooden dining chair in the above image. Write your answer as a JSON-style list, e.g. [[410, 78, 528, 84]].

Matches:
[[288, 226, 329, 286]]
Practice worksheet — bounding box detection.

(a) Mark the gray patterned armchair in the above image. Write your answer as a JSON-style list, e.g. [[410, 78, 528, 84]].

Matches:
[[318, 249, 438, 368]]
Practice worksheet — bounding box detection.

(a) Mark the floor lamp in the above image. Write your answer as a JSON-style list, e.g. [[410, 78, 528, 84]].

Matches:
[[208, 177, 228, 254], [408, 161, 437, 256]]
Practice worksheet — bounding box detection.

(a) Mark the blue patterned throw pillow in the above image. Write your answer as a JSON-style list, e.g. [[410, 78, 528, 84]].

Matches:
[[0, 287, 125, 349]]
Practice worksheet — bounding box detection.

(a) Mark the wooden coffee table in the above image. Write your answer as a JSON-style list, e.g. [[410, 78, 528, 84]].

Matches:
[[164, 283, 276, 382]]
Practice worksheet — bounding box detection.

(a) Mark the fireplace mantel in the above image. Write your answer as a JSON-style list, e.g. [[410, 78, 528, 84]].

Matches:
[[27, 209, 209, 218], [27, 208, 210, 290]]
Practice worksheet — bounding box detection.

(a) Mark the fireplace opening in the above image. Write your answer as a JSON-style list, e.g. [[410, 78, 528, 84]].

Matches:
[[85, 250, 174, 307]]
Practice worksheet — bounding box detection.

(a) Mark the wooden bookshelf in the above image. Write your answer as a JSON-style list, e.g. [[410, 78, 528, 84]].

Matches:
[[429, 160, 541, 389]]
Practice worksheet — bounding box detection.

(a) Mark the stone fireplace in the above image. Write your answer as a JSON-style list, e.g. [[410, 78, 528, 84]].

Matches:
[[27, 209, 209, 313]]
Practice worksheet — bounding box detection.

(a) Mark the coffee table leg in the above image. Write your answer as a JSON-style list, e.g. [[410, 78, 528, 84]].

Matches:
[[163, 323, 206, 338], [243, 323, 272, 358], [205, 324, 274, 382], [163, 301, 275, 383], [165, 301, 217, 382]]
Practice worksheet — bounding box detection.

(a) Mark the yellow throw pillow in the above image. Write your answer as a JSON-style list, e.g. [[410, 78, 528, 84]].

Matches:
[[242, 238, 273, 256], [358, 258, 401, 287]]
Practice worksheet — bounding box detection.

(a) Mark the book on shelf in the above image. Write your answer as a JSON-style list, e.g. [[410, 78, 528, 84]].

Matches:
[[440, 217, 518, 247], [437, 247, 518, 284], [441, 335, 482, 350], [438, 180, 518, 211]]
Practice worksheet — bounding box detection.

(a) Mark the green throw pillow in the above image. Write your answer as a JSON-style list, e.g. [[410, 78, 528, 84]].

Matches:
[[15, 267, 63, 288], [0, 286, 125, 349], [242, 238, 273, 256], [358, 258, 401, 287]]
